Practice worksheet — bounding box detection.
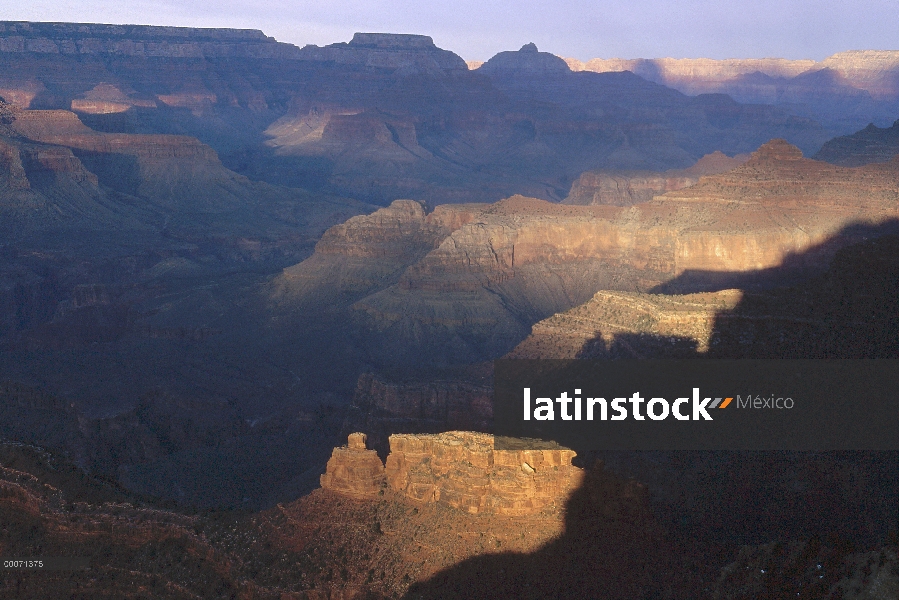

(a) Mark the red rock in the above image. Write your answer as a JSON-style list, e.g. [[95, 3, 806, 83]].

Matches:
[[322, 431, 582, 516], [565, 151, 749, 206], [320, 433, 386, 500]]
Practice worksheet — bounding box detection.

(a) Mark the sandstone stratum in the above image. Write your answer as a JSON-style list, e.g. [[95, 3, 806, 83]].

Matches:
[[507, 289, 744, 359], [321, 432, 581, 516], [277, 139, 899, 367], [564, 150, 749, 206]]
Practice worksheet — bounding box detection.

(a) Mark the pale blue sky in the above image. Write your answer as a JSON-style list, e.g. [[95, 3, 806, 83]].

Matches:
[[5, 0, 899, 62]]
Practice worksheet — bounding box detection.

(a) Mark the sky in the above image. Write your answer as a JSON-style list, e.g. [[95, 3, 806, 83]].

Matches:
[[5, 0, 899, 62]]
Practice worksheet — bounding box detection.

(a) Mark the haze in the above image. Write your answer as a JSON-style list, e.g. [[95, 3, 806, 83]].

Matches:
[[10, 0, 899, 61]]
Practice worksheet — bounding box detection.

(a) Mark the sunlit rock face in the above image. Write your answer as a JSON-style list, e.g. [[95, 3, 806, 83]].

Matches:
[[321, 431, 583, 516], [319, 432, 386, 500], [506, 289, 744, 359], [564, 151, 749, 206], [280, 139, 899, 367], [272, 199, 485, 305]]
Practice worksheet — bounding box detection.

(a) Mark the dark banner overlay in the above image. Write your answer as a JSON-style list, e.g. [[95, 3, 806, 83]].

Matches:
[[494, 360, 899, 451]]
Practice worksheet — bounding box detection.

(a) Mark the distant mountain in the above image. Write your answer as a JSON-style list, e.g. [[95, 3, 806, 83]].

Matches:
[[0, 22, 829, 205], [814, 119, 899, 165], [568, 51, 899, 136]]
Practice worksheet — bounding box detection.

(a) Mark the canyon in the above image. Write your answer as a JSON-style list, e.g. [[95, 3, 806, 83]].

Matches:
[[1, 19, 899, 598], [563, 150, 749, 206], [566, 51, 899, 135], [0, 23, 831, 206], [278, 139, 899, 370], [3, 436, 895, 599]]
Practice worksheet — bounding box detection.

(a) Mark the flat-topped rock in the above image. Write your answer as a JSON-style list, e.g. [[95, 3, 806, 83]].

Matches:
[[565, 151, 749, 207], [349, 33, 436, 49], [507, 289, 744, 359], [321, 431, 582, 515], [0, 21, 271, 41], [0, 20, 298, 59]]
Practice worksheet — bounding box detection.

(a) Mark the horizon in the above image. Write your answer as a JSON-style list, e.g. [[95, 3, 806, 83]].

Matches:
[[7, 0, 899, 63], [3, 18, 898, 66]]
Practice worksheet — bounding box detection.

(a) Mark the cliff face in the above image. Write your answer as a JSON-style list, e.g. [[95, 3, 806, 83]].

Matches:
[[564, 151, 749, 206], [821, 50, 899, 100], [0, 21, 293, 58], [319, 432, 386, 500], [273, 199, 485, 304], [321, 432, 582, 516], [814, 119, 899, 166], [0, 106, 369, 239], [0, 23, 467, 71], [510, 225, 899, 361], [277, 140, 899, 367], [507, 289, 743, 359], [0, 21, 832, 205]]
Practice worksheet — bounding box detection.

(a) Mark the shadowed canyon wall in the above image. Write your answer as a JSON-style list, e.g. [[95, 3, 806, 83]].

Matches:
[[0, 23, 832, 205]]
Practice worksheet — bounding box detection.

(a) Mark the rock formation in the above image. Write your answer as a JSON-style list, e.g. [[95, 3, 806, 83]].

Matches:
[[320, 432, 582, 516], [4, 436, 894, 599], [567, 52, 899, 136], [507, 289, 743, 358], [0, 21, 831, 205], [0, 22, 467, 71], [477, 42, 571, 76], [0, 21, 296, 58], [273, 199, 485, 304], [319, 432, 386, 500], [510, 221, 899, 361], [564, 151, 749, 206], [271, 139, 899, 368], [0, 105, 368, 239], [814, 119, 899, 166]]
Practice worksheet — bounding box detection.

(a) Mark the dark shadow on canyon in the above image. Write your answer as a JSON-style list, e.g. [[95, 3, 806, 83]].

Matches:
[[405, 220, 899, 598]]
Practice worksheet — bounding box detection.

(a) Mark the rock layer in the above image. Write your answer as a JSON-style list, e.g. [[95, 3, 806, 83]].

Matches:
[[278, 139, 899, 367], [564, 151, 749, 206], [319, 432, 386, 500], [273, 199, 485, 304], [507, 289, 744, 359], [320, 432, 582, 516]]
